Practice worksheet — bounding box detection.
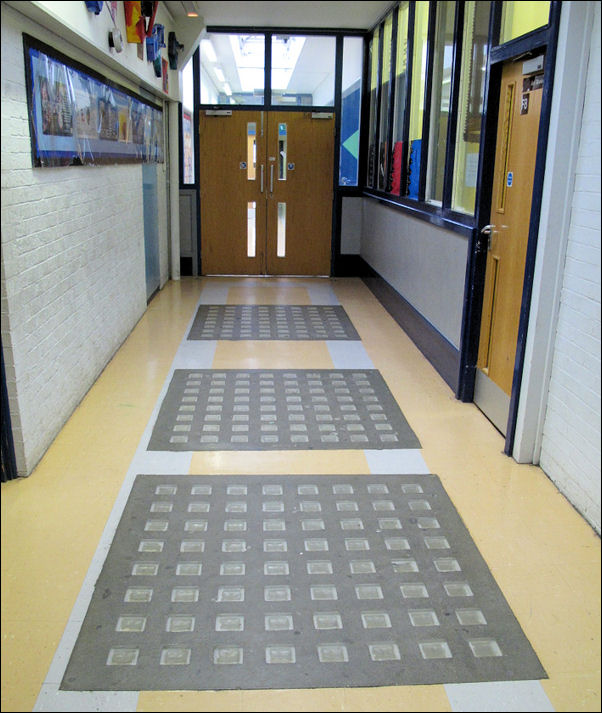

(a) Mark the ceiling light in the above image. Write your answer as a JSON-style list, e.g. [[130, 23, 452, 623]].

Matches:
[[214, 67, 225, 82], [223, 83, 232, 96], [181, 1, 199, 17], [201, 39, 217, 63]]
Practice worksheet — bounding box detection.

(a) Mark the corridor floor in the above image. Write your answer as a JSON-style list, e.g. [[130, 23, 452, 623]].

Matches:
[[1, 277, 600, 712]]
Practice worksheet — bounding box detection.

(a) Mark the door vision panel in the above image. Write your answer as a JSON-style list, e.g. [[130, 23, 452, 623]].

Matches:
[[199, 111, 334, 276]]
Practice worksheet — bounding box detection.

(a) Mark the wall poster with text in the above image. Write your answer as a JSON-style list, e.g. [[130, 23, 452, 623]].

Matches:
[[24, 34, 164, 167]]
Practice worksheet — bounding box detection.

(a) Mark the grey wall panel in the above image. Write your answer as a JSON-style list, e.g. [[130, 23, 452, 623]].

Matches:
[[360, 200, 468, 349]]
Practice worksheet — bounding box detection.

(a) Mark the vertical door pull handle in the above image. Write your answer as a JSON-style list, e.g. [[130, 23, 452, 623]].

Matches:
[[270, 164, 274, 194], [260, 165, 264, 193]]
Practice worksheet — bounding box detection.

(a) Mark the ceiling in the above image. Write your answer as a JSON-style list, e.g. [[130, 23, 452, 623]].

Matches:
[[164, 1, 395, 30]]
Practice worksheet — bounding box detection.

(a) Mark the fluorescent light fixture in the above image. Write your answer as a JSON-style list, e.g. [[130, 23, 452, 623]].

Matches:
[[201, 39, 217, 63], [223, 83, 232, 96], [214, 67, 225, 82], [182, 0, 199, 17]]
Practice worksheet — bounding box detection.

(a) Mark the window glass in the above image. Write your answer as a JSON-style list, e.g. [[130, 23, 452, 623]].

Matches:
[[366, 29, 380, 189], [377, 14, 393, 191], [200, 34, 265, 105], [500, 1, 550, 44], [452, 1, 491, 214], [425, 1, 456, 205], [407, 1, 429, 200], [271, 35, 335, 106], [181, 56, 194, 184], [339, 37, 363, 186], [389, 1, 409, 196]]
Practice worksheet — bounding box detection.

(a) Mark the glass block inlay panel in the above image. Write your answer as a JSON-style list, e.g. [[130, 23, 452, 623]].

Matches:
[[147, 370, 421, 451], [61, 474, 546, 691]]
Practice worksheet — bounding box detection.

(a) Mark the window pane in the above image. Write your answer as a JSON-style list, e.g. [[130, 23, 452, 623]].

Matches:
[[366, 29, 380, 188], [271, 35, 335, 106], [500, 1, 550, 44], [377, 14, 393, 191], [200, 34, 264, 105], [181, 57, 195, 184], [425, 1, 456, 205], [390, 1, 409, 196], [407, 1, 429, 200], [339, 36, 363, 186], [452, 1, 491, 214]]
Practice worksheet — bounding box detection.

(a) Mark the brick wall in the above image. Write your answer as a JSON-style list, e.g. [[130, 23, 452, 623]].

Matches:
[[1, 7, 150, 475], [539, 3, 601, 533]]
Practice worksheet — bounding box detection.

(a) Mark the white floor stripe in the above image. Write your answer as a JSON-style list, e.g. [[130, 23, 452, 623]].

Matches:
[[445, 680, 555, 712], [365, 448, 430, 474], [327, 340, 374, 368]]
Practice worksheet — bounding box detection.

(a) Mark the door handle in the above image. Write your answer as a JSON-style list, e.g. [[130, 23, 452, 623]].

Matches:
[[270, 164, 274, 194], [260, 164, 264, 193], [480, 224, 495, 234]]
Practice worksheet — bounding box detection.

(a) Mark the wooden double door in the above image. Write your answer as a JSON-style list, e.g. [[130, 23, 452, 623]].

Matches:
[[199, 110, 334, 276]]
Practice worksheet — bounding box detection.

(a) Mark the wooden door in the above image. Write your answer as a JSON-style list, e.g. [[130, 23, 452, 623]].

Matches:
[[475, 59, 543, 433], [199, 111, 266, 275], [199, 110, 334, 276], [265, 112, 334, 275]]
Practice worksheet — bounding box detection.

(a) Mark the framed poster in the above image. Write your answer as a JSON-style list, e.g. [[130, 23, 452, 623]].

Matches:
[[23, 34, 164, 167]]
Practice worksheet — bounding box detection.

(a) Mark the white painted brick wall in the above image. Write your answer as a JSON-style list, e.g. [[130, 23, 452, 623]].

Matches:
[[540, 3, 601, 533], [1, 7, 149, 475]]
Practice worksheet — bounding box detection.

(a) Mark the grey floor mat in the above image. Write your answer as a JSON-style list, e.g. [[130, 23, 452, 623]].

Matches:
[[187, 305, 360, 340], [147, 369, 421, 451], [61, 473, 546, 691]]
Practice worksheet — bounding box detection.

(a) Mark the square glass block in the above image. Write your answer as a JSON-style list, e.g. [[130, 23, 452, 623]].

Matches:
[[263, 519, 286, 532], [156, 485, 177, 495], [265, 646, 296, 664], [313, 612, 343, 630], [160, 647, 191, 666], [401, 484, 423, 494], [138, 540, 164, 553], [367, 483, 390, 494], [302, 519, 325, 531], [419, 640, 452, 659], [180, 540, 205, 553], [215, 614, 245, 632], [417, 517, 440, 529], [434, 557, 461, 572], [171, 587, 199, 603], [217, 586, 245, 602], [145, 520, 169, 532], [265, 613, 294, 631], [264, 585, 292, 602], [355, 584, 383, 600], [307, 560, 333, 575], [184, 520, 208, 532], [264, 539, 288, 552], [349, 560, 376, 574], [392, 559, 419, 573], [455, 608, 487, 626], [372, 500, 395, 511], [191, 485, 212, 495], [317, 644, 349, 663], [332, 484, 354, 494], [300, 501, 322, 512], [263, 484, 283, 496], [424, 536, 450, 550], [336, 501, 359, 512], [106, 648, 139, 666], [345, 538, 370, 551], [213, 646, 243, 665], [224, 519, 247, 532], [150, 501, 173, 513], [226, 502, 247, 513], [361, 611, 392, 629], [444, 582, 474, 597], [298, 485, 319, 495], [222, 539, 247, 553], [400, 583, 429, 599], [166, 616, 195, 633], [116, 616, 146, 632], [227, 485, 248, 495], [408, 609, 440, 627], [340, 518, 364, 530], [368, 642, 401, 661], [378, 518, 402, 530], [263, 501, 284, 512], [304, 539, 329, 552], [384, 537, 410, 551], [310, 585, 338, 600], [468, 638, 503, 657], [264, 561, 290, 576], [131, 562, 159, 576], [124, 587, 153, 603], [175, 562, 202, 576], [188, 502, 210, 513]]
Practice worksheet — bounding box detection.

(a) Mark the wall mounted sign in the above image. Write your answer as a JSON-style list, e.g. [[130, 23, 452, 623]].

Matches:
[[23, 34, 164, 167]]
